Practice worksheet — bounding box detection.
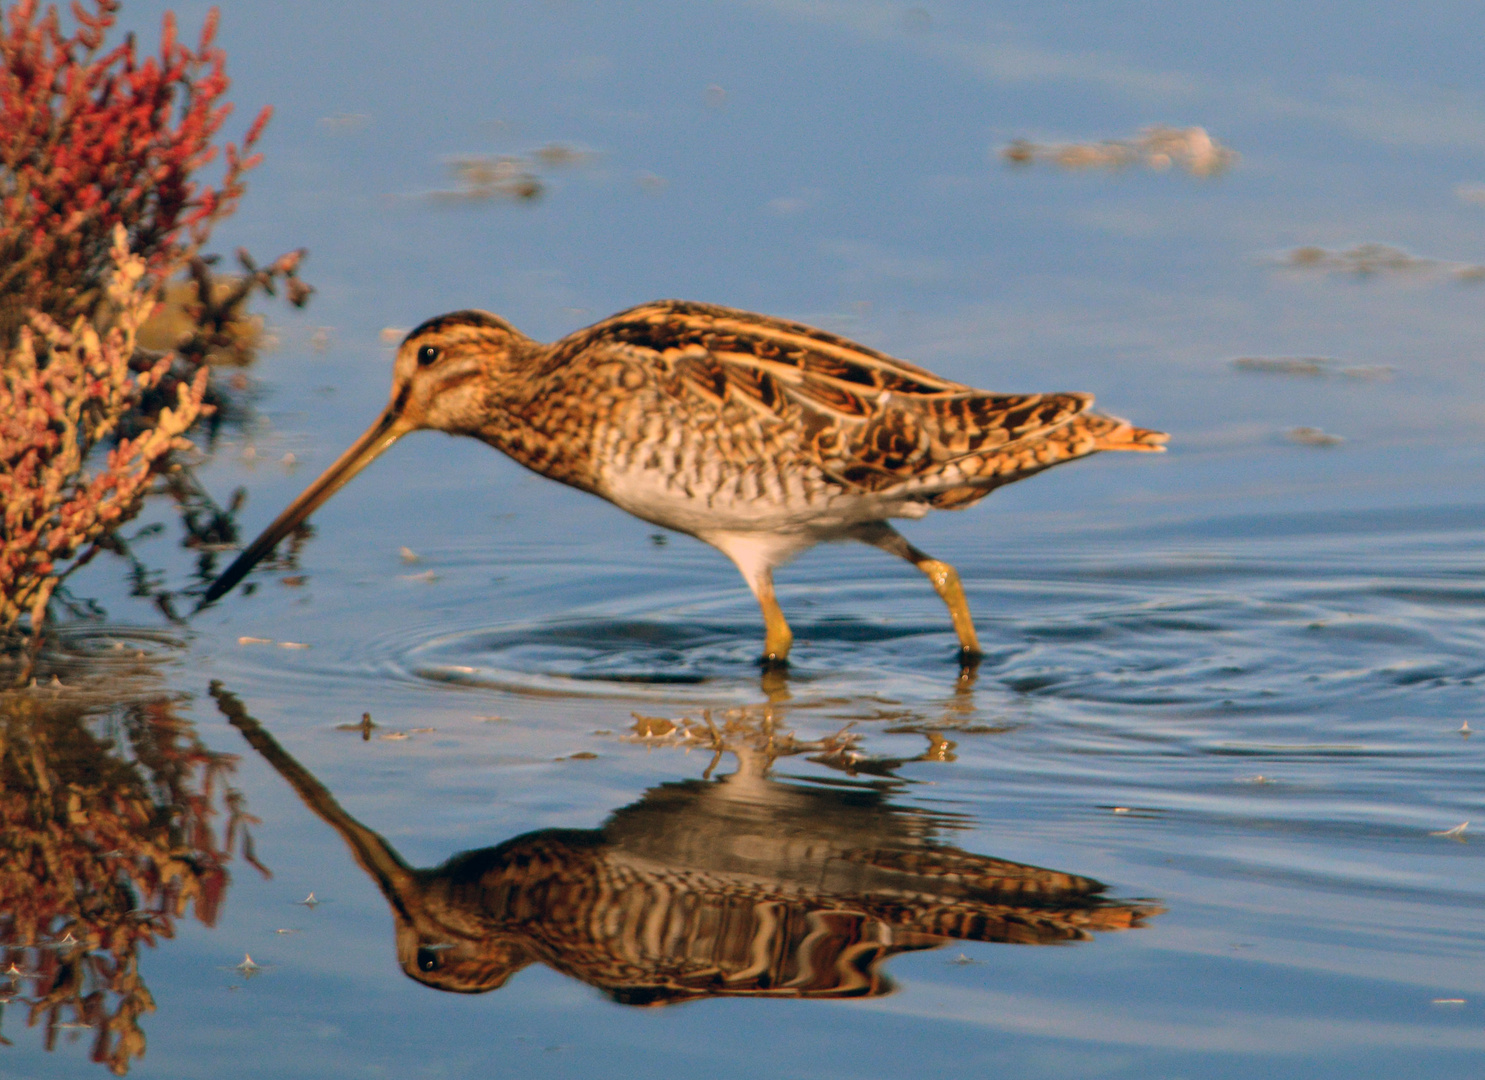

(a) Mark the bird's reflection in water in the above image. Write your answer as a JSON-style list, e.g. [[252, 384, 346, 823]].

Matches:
[[212, 685, 1160, 1005]]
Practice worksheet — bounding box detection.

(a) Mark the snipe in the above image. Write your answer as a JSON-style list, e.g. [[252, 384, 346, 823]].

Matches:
[[202, 301, 1166, 663]]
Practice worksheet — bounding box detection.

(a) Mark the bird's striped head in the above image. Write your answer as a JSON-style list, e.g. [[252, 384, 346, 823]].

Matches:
[[390, 309, 530, 435]]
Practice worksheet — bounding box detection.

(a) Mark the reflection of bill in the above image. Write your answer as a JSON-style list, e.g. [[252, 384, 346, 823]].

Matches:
[[214, 686, 1161, 1005]]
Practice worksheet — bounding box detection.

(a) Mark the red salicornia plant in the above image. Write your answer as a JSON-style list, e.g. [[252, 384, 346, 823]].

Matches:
[[0, 0, 269, 343], [0, 2, 278, 644], [0, 229, 207, 637]]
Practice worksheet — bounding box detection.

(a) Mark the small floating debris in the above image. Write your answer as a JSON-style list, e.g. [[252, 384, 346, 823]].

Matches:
[[318, 112, 370, 133], [1101, 804, 1162, 818], [1279, 243, 1485, 282], [275, 928, 303, 935], [218, 953, 273, 979], [426, 155, 542, 202], [1433, 997, 1467, 1005], [295, 892, 326, 909], [1232, 357, 1391, 381], [1430, 822, 1469, 840], [400, 570, 438, 583], [631, 712, 677, 737], [636, 171, 668, 194], [409, 727, 437, 735], [238, 636, 311, 649], [532, 143, 594, 168], [336, 713, 379, 740], [399, 546, 421, 563], [1002, 125, 1236, 177], [1459, 721, 1471, 737], [559, 751, 599, 761], [380, 731, 410, 741], [1238, 775, 1277, 784], [380, 326, 407, 343], [948, 953, 983, 966], [1287, 426, 1345, 447]]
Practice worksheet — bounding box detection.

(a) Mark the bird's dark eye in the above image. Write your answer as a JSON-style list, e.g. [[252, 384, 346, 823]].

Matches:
[[416, 947, 443, 972], [417, 345, 439, 367]]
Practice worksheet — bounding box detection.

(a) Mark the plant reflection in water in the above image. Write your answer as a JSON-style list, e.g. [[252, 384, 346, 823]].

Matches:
[[212, 685, 1160, 1006], [0, 638, 263, 1074]]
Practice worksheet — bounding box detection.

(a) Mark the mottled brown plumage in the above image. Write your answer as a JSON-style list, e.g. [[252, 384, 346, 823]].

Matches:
[[204, 301, 1166, 661]]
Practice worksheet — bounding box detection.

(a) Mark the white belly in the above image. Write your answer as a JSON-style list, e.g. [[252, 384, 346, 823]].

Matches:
[[597, 456, 929, 542]]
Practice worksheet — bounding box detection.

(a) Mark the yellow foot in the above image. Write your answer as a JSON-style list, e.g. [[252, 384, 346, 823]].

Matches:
[[760, 602, 793, 667], [760, 618, 792, 668]]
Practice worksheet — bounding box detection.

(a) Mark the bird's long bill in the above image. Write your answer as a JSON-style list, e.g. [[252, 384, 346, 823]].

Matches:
[[200, 410, 410, 605]]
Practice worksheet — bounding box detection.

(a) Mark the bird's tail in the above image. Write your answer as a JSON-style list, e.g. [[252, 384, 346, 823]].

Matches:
[[1084, 413, 1168, 452]]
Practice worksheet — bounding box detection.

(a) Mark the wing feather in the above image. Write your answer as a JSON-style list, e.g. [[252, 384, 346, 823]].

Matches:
[[556, 300, 1161, 503]]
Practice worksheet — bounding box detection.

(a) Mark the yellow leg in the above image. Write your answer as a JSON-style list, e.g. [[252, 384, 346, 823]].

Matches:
[[855, 523, 982, 661], [711, 536, 796, 667], [915, 558, 982, 659]]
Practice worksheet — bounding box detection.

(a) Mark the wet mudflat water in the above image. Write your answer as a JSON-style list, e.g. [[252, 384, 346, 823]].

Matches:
[[6, 2, 1485, 1077]]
